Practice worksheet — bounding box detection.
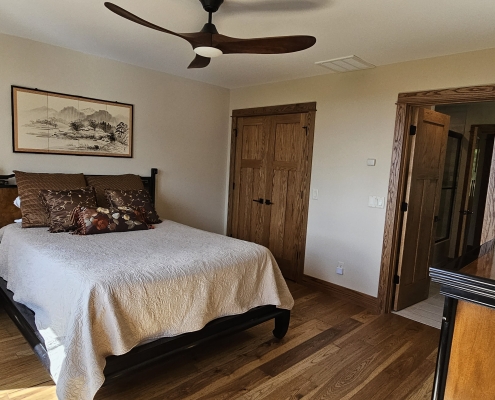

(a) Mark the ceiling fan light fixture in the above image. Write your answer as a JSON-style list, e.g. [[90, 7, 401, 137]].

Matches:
[[194, 46, 223, 58]]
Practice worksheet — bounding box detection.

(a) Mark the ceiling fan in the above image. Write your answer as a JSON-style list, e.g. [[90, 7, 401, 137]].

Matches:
[[104, 0, 316, 69]]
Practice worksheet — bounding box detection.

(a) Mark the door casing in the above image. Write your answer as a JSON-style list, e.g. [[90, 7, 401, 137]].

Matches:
[[379, 83, 495, 314]]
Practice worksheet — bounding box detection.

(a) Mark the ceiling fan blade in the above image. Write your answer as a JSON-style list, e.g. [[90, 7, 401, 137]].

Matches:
[[188, 54, 211, 69], [104, 2, 210, 47], [105, 2, 182, 38], [213, 34, 316, 54]]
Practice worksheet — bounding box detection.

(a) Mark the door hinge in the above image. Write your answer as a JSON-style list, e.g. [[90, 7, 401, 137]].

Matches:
[[401, 202, 408, 212], [302, 126, 308, 135], [233, 128, 238, 137], [232, 182, 235, 190], [394, 275, 400, 284], [409, 125, 417, 135]]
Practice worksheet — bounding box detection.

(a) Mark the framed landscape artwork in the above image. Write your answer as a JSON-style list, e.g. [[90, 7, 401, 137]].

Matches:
[[12, 86, 133, 157]]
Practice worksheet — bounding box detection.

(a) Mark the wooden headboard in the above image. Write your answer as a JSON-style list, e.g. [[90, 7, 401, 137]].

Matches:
[[0, 168, 157, 229], [0, 180, 21, 229]]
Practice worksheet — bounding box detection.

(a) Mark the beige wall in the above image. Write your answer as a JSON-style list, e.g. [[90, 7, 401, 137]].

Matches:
[[0, 34, 230, 234], [6, 31, 495, 298], [230, 48, 495, 297]]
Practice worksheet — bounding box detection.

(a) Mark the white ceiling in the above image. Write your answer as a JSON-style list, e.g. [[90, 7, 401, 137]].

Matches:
[[1, 0, 495, 89]]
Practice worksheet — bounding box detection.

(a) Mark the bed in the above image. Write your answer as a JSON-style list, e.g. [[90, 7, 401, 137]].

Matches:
[[0, 169, 293, 400]]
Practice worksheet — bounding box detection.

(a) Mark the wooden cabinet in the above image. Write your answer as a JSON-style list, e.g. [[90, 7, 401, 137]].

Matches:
[[430, 239, 495, 399], [228, 103, 316, 281]]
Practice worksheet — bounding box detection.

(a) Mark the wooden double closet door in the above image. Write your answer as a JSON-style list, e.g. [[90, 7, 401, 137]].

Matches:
[[228, 103, 316, 281]]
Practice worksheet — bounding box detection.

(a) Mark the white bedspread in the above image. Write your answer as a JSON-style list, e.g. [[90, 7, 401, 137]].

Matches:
[[0, 221, 293, 400]]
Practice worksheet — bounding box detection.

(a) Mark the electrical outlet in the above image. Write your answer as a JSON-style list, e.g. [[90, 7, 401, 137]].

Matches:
[[336, 261, 344, 275]]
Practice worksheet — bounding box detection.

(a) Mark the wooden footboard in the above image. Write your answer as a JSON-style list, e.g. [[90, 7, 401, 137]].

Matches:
[[0, 277, 290, 384]]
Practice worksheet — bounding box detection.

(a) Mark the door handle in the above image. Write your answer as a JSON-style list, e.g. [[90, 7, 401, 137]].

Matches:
[[253, 198, 264, 204], [265, 199, 274, 205]]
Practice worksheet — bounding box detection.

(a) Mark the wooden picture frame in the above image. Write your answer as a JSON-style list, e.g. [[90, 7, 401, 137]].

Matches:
[[12, 86, 133, 158]]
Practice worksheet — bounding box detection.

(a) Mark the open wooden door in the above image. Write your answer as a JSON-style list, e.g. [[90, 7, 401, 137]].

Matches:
[[394, 108, 450, 311]]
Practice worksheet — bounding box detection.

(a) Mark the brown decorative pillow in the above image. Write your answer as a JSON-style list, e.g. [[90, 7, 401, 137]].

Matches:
[[71, 206, 148, 235], [39, 187, 97, 233], [14, 171, 87, 228], [105, 189, 161, 224], [85, 174, 144, 208]]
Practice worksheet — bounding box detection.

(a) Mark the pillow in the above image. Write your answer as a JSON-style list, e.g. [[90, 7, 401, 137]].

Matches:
[[71, 206, 148, 235], [85, 174, 144, 208], [14, 171, 87, 228], [105, 189, 161, 224], [39, 187, 97, 233]]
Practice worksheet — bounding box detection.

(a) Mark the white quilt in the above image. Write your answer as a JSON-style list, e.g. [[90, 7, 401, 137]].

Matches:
[[0, 221, 293, 400]]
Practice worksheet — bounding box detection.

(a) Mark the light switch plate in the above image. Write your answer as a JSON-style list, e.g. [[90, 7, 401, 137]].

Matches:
[[376, 197, 385, 208], [367, 158, 376, 166], [312, 189, 319, 200], [368, 196, 377, 207]]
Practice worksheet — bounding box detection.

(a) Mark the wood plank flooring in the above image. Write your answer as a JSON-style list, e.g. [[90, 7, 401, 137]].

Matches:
[[0, 282, 439, 399]]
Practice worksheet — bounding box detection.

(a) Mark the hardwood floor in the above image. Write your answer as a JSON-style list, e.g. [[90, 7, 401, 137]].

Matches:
[[0, 282, 439, 399]]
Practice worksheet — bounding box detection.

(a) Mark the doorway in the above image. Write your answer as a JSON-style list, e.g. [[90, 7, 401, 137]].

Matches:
[[227, 102, 316, 282], [378, 84, 495, 314]]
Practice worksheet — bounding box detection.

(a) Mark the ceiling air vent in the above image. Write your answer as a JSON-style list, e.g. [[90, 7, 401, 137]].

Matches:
[[315, 55, 375, 73]]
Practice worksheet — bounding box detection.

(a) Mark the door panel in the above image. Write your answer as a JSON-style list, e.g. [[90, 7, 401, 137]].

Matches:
[[268, 169, 288, 258], [237, 168, 264, 243], [232, 117, 269, 245], [394, 108, 450, 311], [266, 114, 307, 280]]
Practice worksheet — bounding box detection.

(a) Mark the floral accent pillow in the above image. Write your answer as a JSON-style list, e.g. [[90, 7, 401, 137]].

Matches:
[[105, 189, 161, 224], [71, 206, 148, 235], [39, 187, 97, 233]]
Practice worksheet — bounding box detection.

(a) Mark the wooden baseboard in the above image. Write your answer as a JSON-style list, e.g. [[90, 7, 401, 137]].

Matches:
[[302, 274, 380, 313]]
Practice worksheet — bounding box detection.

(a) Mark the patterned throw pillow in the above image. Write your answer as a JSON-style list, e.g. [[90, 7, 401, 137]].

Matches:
[[71, 206, 148, 235], [39, 187, 97, 233], [14, 171, 87, 228], [84, 174, 144, 208], [105, 189, 161, 224]]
